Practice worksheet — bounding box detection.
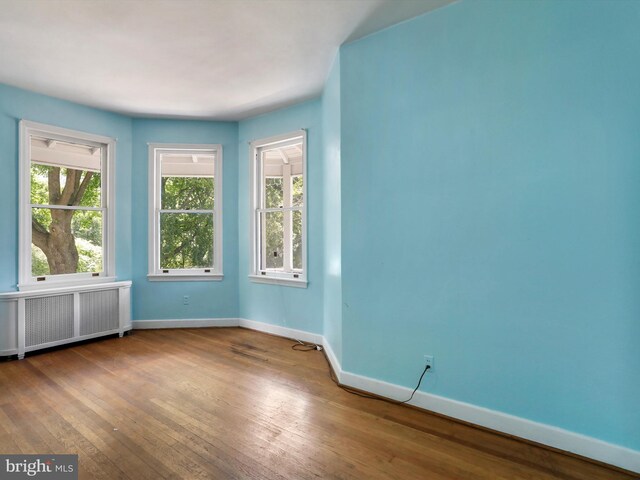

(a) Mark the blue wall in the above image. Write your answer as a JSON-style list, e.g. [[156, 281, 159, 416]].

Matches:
[[237, 100, 324, 334], [130, 119, 239, 320], [0, 85, 240, 319], [321, 53, 343, 361], [340, 0, 640, 449], [0, 84, 133, 291]]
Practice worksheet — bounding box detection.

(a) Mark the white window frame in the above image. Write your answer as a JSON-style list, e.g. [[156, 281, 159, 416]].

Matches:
[[18, 120, 116, 291], [249, 130, 307, 288], [147, 143, 223, 281]]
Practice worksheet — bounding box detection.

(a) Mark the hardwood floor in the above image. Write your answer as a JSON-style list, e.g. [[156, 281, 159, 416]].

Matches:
[[0, 328, 635, 479]]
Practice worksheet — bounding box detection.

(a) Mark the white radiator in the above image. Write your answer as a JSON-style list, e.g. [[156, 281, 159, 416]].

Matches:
[[0, 281, 131, 359]]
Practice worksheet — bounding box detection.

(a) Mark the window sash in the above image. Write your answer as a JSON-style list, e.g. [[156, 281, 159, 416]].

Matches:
[[255, 208, 302, 273], [256, 207, 301, 213], [30, 204, 103, 212], [159, 209, 215, 214], [158, 211, 215, 270], [30, 205, 106, 282], [29, 160, 107, 278]]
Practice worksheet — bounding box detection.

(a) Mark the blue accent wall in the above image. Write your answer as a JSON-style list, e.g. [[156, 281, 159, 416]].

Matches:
[[0, 84, 132, 291], [340, 0, 640, 449], [130, 119, 239, 320], [237, 100, 324, 334]]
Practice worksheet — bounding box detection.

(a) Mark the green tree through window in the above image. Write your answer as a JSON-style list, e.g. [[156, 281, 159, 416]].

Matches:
[[30, 163, 103, 276], [160, 176, 214, 269]]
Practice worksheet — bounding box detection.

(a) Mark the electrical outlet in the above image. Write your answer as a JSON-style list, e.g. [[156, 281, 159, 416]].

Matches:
[[423, 355, 434, 370], [183, 295, 190, 305]]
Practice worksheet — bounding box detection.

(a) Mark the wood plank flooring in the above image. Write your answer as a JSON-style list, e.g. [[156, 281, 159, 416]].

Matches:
[[0, 328, 635, 479]]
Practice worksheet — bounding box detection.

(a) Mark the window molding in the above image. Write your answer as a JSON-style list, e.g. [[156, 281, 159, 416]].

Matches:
[[249, 130, 307, 287], [18, 120, 116, 291], [147, 143, 223, 281], [247, 274, 308, 288], [147, 273, 222, 282]]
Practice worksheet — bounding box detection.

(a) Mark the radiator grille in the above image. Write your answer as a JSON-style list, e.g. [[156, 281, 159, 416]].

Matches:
[[25, 294, 74, 347], [80, 290, 119, 335]]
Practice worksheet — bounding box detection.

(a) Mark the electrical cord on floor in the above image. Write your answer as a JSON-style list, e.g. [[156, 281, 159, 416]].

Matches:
[[291, 340, 324, 352], [292, 340, 431, 405]]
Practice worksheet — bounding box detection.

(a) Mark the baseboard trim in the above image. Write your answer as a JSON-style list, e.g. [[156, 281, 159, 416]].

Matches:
[[132, 317, 323, 345], [132, 318, 239, 329], [322, 339, 639, 474], [238, 318, 323, 345]]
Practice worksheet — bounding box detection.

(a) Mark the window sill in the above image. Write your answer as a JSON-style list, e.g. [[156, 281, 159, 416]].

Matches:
[[147, 274, 223, 282], [248, 275, 308, 288], [17, 276, 118, 293]]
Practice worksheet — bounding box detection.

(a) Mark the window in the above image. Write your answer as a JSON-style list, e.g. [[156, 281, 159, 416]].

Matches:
[[19, 120, 116, 290], [148, 144, 223, 281], [250, 131, 307, 287]]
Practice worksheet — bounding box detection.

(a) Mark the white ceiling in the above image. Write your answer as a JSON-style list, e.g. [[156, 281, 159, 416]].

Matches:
[[0, 0, 453, 120]]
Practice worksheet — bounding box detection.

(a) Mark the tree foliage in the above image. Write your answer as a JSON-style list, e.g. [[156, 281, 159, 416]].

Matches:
[[263, 175, 303, 270], [292, 176, 303, 269], [264, 178, 283, 268], [30, 164, 102, 276], [160, 177, 214, 269]]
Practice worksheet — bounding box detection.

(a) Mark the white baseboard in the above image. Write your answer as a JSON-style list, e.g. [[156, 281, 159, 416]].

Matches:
[[132, 317, 323, 345], [132, 318, 239, 329], [322, 339, 639, 474], [129, 318, 638, 473], [238, 318, 323, 345]]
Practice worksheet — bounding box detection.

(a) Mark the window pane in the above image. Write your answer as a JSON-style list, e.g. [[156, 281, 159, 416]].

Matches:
[[292, 175, 303, 207], [30, 164, 101, 207], [160, 152, 215, 210], [160, 213, 213, 269], [292, 210, 302, 270], [161, 176, 214, 210], [261, 211, 284, 270], [31, 207, 103, 276], [265, 177, 283, 208], [32, 245, 49, 276]]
